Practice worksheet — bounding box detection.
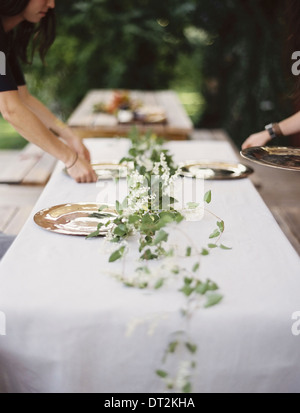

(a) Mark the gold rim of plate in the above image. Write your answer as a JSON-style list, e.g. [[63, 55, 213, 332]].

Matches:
[[64, 162, 129, 179], [179, 161, 253, 180], [240, 146, 300, 171], [34, 203, 117, 236]]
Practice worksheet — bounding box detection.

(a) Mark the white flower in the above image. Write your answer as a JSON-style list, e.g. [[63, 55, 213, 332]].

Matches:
[[152, 162, 160, 176], [137, 155, 154, 172], [143, 158, 154, 172]]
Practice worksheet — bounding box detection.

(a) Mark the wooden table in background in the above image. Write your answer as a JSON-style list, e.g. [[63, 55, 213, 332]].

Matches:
[[68, 89, 193, 140]]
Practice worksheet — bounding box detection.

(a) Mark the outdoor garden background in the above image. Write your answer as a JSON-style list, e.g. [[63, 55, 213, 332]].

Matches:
[[0, 0, 297, 149]]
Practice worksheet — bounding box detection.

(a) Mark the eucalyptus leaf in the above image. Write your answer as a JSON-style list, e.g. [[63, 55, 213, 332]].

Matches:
[[156, 214, 174, 229], [192, 262, 200, 272], [156, 370, 168, 378], [124, 282, 134, 288], [209, 229, 220, 239], [141, 214, 154, 226], [155, 278, 164, 289], [182, 382, 192, 393], [185, 342, 197, 354], [169, 196, 178, 205], [138, 165, 146, 176], [204, 293, 223, 308], [145, 235, 152, 243], [98, 205, 108, 212], [180, 285, 194, 297], [89, 213, 109, 219], [140, 249, 158, 261], [207, 280, 218, 291], [109, 246, 125, 263], [220, 244, 232, 250], [114, 224, 127, 237], [119, 157, 132, 164], [208, 244, 218, 249], [168, 341, 178, 353], [86, 230, 100, 239], [186, 246, 192, 257], [195, 282, 209, 295], [184, 277, 193, 285], [129, 148, 138, 157], [154, 230, 169, 245], [204, 190, 212, 204], [115, 200, 122, 214], [217, 220, 225, 232], [172, 266, 180, 274], [86, 222, 103, 239], [128, 214, 140, 224]]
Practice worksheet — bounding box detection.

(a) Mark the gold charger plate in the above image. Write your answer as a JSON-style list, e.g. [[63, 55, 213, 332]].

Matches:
[[91, 162, 128, 179], [240, 146, 300, 171], [179, 161, 253, 180], [64, 162, 128, 180], [34, 203, 117, 236]]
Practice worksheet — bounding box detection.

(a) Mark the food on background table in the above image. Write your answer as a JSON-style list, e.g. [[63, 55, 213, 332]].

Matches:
[[134, 105, 167, 124], [93, 90, 141, 114], [93, 90, 167, 124]]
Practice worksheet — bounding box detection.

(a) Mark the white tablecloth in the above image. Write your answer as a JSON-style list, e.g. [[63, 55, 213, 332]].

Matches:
[[0, 139, 299, 393]]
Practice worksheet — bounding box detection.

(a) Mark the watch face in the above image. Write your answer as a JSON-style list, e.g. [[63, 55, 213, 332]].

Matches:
[[265, 124, 276, 139]]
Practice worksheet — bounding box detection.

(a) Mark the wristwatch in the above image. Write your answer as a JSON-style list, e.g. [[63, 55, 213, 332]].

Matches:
[[265, 123, 283, 139]]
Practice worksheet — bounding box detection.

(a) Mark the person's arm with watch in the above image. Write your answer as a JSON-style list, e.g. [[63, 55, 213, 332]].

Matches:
[[241, 110, 300, 149]]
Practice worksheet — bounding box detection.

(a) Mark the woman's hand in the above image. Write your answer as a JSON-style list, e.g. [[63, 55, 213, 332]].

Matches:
[[63, 132, 91, 162], [66, 155, 98, 183], [241, 130, 271, 150]]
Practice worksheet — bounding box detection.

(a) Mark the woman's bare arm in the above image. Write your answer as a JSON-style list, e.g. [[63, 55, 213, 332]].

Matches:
[[17, 85, 91, 162], [242, 111, 300, 149], [0, 90, 97, 183]]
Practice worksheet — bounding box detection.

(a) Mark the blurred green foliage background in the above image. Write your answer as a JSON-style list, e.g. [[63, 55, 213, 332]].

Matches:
[[0, 0, 296, 149]]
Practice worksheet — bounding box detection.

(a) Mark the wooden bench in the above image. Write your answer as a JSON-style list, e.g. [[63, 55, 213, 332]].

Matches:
[[0, 143, 57, 185], [270, 206, 300, 255], [0, 185, 44, 235], [68, 89, 193, 140]]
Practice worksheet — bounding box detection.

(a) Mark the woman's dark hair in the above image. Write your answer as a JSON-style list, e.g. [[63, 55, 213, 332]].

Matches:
[[0, 0, 56, 63]]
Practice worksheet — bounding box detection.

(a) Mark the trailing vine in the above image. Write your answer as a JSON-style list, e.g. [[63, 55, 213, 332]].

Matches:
[[88, 129, 231, 392]]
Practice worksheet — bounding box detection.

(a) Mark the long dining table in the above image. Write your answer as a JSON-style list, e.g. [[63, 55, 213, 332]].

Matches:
[[0, 138, 299, 393]]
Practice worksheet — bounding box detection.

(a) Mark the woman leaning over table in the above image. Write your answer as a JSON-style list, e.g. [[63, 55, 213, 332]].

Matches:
[[0, 0, 97, 183]]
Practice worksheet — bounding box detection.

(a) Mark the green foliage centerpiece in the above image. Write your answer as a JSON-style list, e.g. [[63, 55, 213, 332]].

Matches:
[[88, 129, 231, 392]]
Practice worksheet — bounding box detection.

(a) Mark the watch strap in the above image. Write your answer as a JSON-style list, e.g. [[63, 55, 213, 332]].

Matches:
[[265, 123, 282, 139]]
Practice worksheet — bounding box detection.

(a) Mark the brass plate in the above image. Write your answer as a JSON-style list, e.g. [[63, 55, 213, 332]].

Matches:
[[34, 203, 117, 236], [92, 162, 128, 179], [179, 161, 253, 180], [64, 162, 128, 179], [240, 146, 300, 171]]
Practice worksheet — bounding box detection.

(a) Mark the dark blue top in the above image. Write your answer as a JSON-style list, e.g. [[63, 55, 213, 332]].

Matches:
[[0, 19, 26, 92]]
